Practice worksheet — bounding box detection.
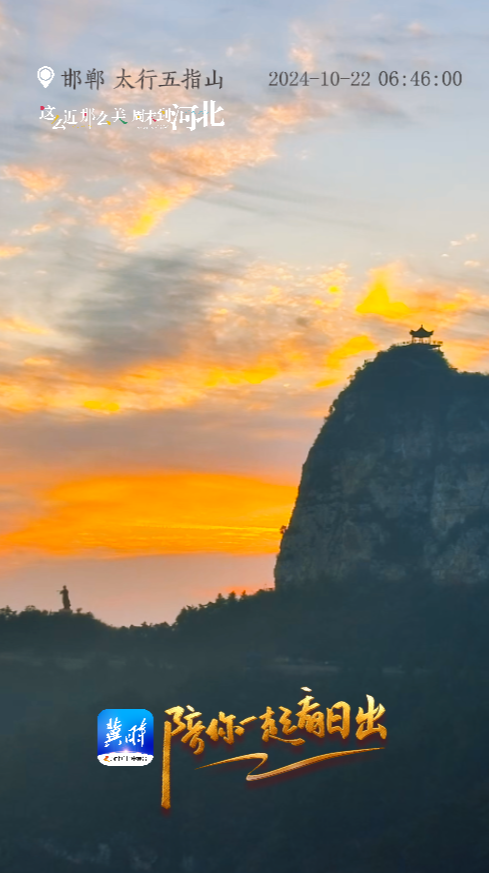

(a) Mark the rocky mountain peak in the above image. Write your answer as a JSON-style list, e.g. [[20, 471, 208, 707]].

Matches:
[[275, 342, 489, 590]]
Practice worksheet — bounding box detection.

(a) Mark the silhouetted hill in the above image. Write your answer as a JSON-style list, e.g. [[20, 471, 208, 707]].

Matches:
[[0, 585, 489, 872]]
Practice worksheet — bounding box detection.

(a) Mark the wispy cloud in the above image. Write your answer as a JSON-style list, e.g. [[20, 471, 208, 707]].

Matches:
[[406, 21, 431, 37], [0, 254, 485, 416], [0, 245, 24, 258], [450, 233, 478, 247], [12, 223, 51, 237], [289, 26, 316, 69], [3, 165, 64, 199], [0, 471, 296, 557], [0, 255, 351, 412], [94, 99, 326, 241], [355, 264, 482, 327], [0, 317, 50, 334]]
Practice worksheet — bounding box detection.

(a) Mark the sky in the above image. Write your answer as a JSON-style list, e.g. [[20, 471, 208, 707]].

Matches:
[[0, 0, 488, 625]]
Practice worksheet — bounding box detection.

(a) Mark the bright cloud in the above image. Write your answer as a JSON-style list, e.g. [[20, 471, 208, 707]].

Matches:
[[450, 234, 478, 247], [0, 472, 296, 557], [356, 265, 481, 327], [0, 259, 485, 415], [3, 165, 64, 198], [13, 224, 51, 237], [95, 100, 318, 240], [0, 245, 24, 258], [0, 317, 50, 335]]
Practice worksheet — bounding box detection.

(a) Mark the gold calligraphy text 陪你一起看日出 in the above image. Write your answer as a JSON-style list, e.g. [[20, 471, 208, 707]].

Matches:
[[161, 691, 386, 809]]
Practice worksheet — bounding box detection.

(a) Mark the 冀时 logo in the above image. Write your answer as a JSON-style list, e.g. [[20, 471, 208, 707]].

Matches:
[[98, 709, 154, 766]]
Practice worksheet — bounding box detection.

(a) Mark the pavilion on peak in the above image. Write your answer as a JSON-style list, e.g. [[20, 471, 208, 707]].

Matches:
[[408, 325, 442, 346]]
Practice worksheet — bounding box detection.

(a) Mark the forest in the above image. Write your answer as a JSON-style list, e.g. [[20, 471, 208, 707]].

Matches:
[[0, 584, 488, 872]]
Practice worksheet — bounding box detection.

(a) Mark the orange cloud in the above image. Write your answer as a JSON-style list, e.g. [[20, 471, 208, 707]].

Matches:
[[290, 46, 315, 68], [356, 265, 480, 326], [97, 128, 277, 239], [5, 97, 324, 243], [314, 335, 377, 388], [356, 267, 411, 320], [0, 354, 286, 414], [95, 100, 319, 240], [0, 245, 24, 259], [3, 165, 64, 198], [249, 99, 319, 135], [14, 223, 51, 237], [0, 317, 50, 335], [98, 181, 199, 239], [440, 337, 489, 371], [22, 356, 53, 366], [0, 258, 486, 417], [0, 258, 352, 414], [325, 335, 378, 370], [288, 21, 318, 71], [0, 472, 296, 557], [150, 137, 275, 179]]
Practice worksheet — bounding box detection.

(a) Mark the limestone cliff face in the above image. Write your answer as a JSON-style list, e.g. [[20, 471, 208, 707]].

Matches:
[[275, 343, 489, 590]]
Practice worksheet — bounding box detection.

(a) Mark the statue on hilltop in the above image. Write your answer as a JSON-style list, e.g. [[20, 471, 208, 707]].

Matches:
[[58, 585, 72, 612]]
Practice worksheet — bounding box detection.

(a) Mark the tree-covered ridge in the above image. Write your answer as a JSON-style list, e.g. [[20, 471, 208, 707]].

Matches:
[[325, 342, 489, 442], [1, 583, 489, 873], [3, 575, 489, 673]]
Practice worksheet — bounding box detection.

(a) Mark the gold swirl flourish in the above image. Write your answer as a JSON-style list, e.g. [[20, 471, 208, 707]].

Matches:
[[197, 747, 383, 781]]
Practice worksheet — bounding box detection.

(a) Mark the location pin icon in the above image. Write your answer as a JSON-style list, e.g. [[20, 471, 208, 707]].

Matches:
[[37, 66, 55, 88]]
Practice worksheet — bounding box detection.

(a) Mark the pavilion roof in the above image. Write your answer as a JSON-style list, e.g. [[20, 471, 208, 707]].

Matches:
[[410, 325, 434, 338]]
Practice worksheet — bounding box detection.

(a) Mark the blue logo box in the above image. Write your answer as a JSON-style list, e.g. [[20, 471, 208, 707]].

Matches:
[[98, 709, 154, 766]]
